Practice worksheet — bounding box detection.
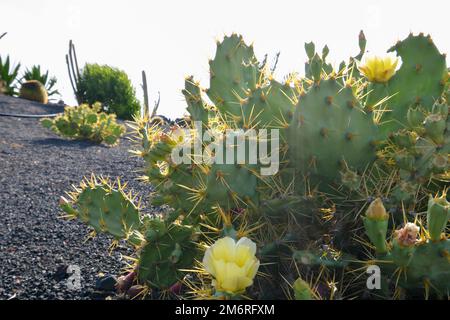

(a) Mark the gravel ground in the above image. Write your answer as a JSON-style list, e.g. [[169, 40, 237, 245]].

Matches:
[[0, 95, 150, 300]]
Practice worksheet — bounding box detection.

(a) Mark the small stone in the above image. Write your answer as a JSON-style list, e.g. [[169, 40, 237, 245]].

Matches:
[[95, 274, 117, 291], [53, 264, 69, 281]]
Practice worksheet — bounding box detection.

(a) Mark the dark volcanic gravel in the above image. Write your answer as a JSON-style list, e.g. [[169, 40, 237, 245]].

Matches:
[[0, 95, 150, 300]]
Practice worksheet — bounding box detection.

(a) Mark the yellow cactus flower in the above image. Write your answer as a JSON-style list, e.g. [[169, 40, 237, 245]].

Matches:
[[202, 236, 260, 295], [358, 54, 400, 83]]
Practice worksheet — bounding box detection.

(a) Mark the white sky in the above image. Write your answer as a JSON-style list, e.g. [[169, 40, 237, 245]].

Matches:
[[1, 0, 449, 119]]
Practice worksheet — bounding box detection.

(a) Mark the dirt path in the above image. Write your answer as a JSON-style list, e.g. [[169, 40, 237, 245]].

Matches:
[[0, 96, 148, 299]]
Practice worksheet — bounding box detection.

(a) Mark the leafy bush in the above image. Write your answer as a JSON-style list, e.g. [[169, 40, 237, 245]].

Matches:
[[41, 102, 125, 146], [20, 65, 59, 98], [76, 63, 140, 120], [0, 55, 20, 96]]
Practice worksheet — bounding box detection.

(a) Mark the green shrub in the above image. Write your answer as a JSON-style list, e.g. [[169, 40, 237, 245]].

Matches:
[[76, 63, 140, 120], [41, 102, 125, 146], [0, 55, 20, 96]]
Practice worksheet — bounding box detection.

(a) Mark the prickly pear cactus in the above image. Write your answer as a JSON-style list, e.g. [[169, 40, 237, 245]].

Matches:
[[19, 80, 48, 104], [366, 33, 448, 137], [41, 102, 125, 145], [59, 32, 450, 300]]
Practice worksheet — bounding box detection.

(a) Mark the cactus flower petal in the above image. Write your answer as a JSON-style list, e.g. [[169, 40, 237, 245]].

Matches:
[[358, 54, 400, 83], [203, 236, 259, 295]]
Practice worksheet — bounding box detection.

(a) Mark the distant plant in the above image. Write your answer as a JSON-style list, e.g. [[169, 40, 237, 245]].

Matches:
[[76, 63, 140, 120], [65, 40, 82, 104], [20, 65, 59, 98], [19, 80, 48, 104], [41, 102, 125, 146], [0, 55, 20, 96], [0, 79, 5, 95]]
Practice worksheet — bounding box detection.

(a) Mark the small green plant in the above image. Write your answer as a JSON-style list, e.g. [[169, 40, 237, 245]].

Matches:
[[20, 65, 59, 98], [76, 63, 140, 120], [41, 102, 125, 145], [0, 55, 20, 96]]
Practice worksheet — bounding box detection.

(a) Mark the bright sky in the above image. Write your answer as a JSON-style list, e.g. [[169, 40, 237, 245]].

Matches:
[[1, 0, 449, 119]]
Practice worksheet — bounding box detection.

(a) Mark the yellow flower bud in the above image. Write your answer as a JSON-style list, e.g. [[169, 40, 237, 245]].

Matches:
[[293, 278, 314, 300], [202, 237, 260, 295], [358, 54, 400, 83], [365, 198, 389, 221]]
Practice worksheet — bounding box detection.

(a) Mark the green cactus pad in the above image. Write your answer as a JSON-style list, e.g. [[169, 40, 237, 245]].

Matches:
[[287, 79, 378, 186], [183, 76, 212, 126], [236, 80, 296, 131], [207, 34, 296, 131], [60, 176, 144, 246], [207, 34, 260, 117], [367, 34, 448, 137], [205, 163, 259, 209], [137, 220, 199, 289]]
